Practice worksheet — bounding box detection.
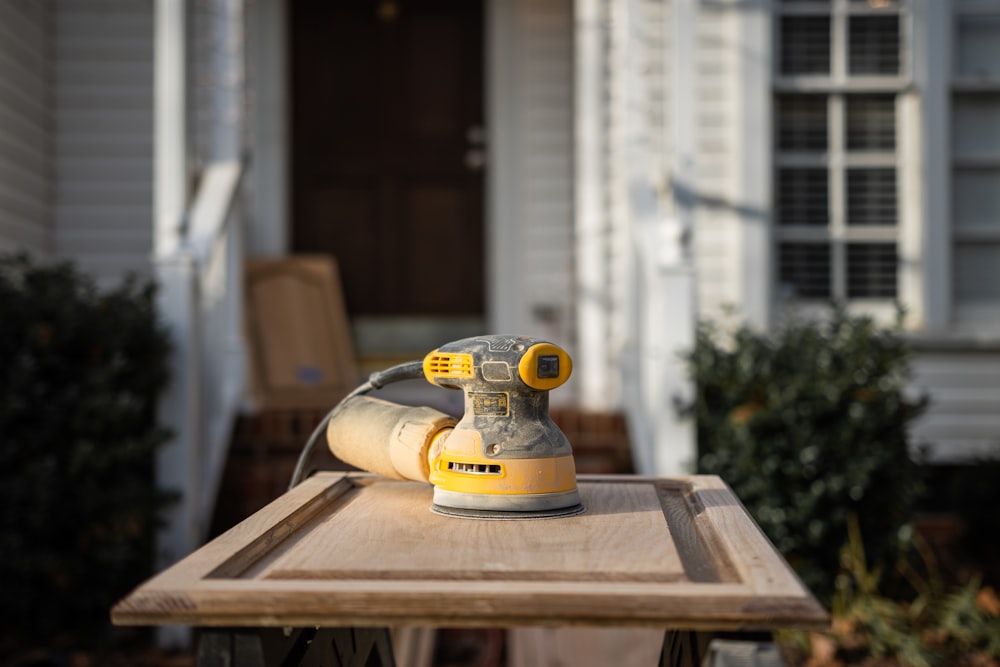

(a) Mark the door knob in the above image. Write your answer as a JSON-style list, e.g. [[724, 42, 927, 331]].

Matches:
[[464, 149, 486, 171], [466, 125, 486, 145]]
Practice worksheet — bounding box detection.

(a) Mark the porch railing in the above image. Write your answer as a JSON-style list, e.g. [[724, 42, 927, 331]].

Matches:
[[155, 159, 246, 568]]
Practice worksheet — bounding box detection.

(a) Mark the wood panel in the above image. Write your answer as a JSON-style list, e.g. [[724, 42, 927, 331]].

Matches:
[[262, 481, 686, 583], [112, 473, 829, 631]]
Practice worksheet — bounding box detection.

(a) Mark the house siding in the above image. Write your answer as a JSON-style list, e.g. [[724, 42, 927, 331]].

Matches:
[[52, 0, 154, 284], [692, 3, 740, 320], [602, 0, 629, 402], [575, 1, 998, 462], [910, 348, 1000, 461], [0, 0, 52, 255], [592, 0, 679, 406], [598, 0, 744, 335], [519, 0, 576, 347]]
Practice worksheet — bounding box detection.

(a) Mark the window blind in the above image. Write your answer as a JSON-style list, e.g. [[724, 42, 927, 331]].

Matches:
[[780, 16, 831, 75], [846, 94, 895, 151], [848, 15, 899, 75], [776, 168, 829, 225], [847, 243, 897, 298], [779, 243, 831, 299], [777, 94, 828, 151], [847, 168, 897, 226]]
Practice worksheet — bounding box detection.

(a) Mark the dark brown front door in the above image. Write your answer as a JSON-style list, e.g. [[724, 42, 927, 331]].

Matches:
[[291, 0, 485, 319]]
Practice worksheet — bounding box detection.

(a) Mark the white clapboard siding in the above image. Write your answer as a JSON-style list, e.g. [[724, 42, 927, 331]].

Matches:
[[910, 349, 1000, 461], [602, 0, 630, 383], [599, 0, 674, 380], [0, 0, 51, 255], [693, 3, 740, 319], [519, 0, 575, 347], [52, 0, 154, 285], [645, 0, 668, 165]]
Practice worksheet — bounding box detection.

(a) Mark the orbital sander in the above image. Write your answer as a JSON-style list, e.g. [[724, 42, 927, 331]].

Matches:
[[294, 335, 584, 519]]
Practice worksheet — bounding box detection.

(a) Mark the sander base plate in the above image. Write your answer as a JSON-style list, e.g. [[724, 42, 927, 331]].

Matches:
[[430, 502, 585, 520]]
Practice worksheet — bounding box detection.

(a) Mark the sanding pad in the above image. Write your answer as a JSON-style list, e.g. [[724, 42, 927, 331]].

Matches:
[[430, 486, 584, 520], [430, 503, 586, 520]]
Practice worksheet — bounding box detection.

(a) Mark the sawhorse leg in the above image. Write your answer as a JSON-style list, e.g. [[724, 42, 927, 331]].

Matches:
[[197, 627, 396, 666], [660, 630, 712, 667]]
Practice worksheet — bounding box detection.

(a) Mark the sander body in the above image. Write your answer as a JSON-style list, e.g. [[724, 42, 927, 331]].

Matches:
[[325, 335, 584, 519]]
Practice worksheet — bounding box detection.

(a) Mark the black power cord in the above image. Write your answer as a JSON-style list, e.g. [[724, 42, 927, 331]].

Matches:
[[287, 360, 426, 490]]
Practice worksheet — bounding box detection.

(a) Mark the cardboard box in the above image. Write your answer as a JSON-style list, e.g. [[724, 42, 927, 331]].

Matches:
[[245, 255, 358, 410]]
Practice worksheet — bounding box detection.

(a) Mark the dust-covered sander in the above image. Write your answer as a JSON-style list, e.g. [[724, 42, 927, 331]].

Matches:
[[302, 335, 583, 519]]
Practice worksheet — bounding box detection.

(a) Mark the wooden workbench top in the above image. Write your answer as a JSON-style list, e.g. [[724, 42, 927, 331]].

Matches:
[[112, 473, 828, 631]]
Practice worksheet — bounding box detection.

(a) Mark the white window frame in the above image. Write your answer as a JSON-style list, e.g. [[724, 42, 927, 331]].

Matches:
[[772, 0, 915, 325], [914, 0, 1000, 338], [949, 1, 1000, 332]]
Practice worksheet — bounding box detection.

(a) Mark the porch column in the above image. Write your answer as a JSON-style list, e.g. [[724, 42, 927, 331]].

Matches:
[[618, 0, 697, 476], [154, 0, 187, 256], [653, 0, 698, 475], [574, 0, 612, 410]]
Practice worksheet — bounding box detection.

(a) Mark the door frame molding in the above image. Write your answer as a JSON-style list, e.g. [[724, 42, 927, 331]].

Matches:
[[246, 0, 290, 257], [485, 0, 523, 334]]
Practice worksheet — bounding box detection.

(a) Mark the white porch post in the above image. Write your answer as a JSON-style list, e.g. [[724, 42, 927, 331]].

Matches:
[[154, 0, 199, 564], [651, 0, 698, 475], [620, 0, 697, 475], [154, 0, 198, 648], [913, 0, 951, 332], [736, 1, 773, 329], [574, 0, 611, 411], [154, 0, 187, 257]]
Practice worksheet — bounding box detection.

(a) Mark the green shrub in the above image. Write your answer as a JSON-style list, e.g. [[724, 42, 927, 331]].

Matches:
[[682, 307, 927, 601], [0, 254, 172, 647], [780, 516, 1000, 666]]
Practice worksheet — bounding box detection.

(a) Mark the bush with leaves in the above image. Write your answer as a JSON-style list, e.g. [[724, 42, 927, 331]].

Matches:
[[681, 308, 927, 601], [0, 254, 172, 648], [779, 516, 1000, 666]]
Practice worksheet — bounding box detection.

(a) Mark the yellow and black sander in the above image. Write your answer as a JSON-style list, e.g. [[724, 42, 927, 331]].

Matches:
[[293, 335, 584, 519]]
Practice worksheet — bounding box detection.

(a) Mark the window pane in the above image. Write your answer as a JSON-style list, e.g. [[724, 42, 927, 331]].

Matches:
[[780, 16, 831, 75], [779, 243, 831, 298], [847, 243, 897, 298], [848, 16, 900, 75], [954, 244, 1000, 302], [776, 168, 828, 225], [776, 95, 827, 151], [954, 169, 1000, 230], [953, 94, 1000, 157], [955, 14, 1000, 79], [846, 94, 895, 150], [847, 168, 896, 225]]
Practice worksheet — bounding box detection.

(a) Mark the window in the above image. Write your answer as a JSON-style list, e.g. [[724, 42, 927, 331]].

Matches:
[[780, 16, 831, 75], [774, 0, 906, 304], [952, 10, 1000, 325]]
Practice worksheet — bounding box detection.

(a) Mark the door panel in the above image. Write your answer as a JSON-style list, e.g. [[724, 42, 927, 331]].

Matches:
[[291, 0, 485, 318]]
